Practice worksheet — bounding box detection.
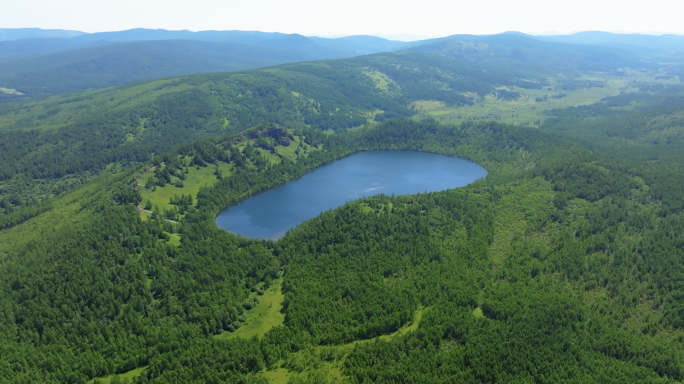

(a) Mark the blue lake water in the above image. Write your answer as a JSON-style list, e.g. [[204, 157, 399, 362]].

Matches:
[[215, 150, 487, 239]]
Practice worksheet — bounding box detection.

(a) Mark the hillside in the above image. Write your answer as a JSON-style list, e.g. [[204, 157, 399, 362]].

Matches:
[[0, 29, 408, 96], [1, 39, 675, 220], [0, 48, 544, 210], [0, 38, 87, 62], [406, 33, 642, 72], [0, 40, 317, 95], [5, 30, 679, 99]]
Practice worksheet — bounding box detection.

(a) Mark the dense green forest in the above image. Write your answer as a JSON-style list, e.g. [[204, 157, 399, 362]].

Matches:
[[2, 109, 684, 382], [2, 35, 684, 383]]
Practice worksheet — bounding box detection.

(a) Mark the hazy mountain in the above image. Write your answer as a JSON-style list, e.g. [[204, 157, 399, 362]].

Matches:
[[0, 28, 85, 41], [0, 28, 407, 61], [69, 28, 404, 56], [0, 38, 89, 61], [0, 29, 665, 99], [67, 28, 404, 55], [406, 33, 641, 72], [0, 40, 321, 94], [310, 35, 408, 55], [0, 29, 411, 95], [534, 31, 684, 53]]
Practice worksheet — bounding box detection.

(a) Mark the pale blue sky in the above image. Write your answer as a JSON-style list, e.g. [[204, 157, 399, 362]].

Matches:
[[1, 0, 680, 38]]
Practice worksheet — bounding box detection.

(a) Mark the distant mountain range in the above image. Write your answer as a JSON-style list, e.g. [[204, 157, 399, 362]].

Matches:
[[0, 40, 325, 95], [0, 28, 408, 61], [0, 28, 682, 97], [0, 29, 412, 96], [0, 28, 84, 41], [405, 33, 642, 73], [534, 31, 684, 54]]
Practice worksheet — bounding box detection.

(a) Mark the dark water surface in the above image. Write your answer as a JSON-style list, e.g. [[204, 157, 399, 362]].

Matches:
[[215, 150, 487, 239]]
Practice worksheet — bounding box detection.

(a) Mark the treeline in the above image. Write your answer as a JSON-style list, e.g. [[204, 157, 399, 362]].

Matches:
[[0, 201, 52, 230]]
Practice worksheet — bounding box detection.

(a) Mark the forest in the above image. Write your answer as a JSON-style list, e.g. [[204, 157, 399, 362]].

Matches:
[[1, 33, 684, 383]]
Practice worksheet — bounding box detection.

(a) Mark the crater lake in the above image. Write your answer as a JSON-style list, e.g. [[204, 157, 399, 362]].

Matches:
[[215, 150, 487, 239]]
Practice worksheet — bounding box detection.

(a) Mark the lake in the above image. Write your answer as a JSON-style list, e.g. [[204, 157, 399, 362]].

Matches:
[[215, 150, 487, 239]]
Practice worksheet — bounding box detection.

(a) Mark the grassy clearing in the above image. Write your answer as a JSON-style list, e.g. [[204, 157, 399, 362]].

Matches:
[[137, 130, 314, 222], [167, 233, 181, 246], [366, 306, 424, 344], [0, 87, 23, 95], [380, 307, 422, 339], [413, 70, 676, 127], [87, 367, 147, 384], [235, 133, 311, 163], [260, 361, 344, 384], [259, 367, 291, 384], [215, 278, 286, 340], [363, 70, 399, 95], [124, 118, 147, 143], [256, 307, 426, 383], [472, 307, 485, 318], [138, 160, 232, 213], [139, 210, 152, 222], [275, 136, 307, 160]]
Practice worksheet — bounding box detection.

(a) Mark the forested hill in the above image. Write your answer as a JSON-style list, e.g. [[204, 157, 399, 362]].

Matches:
[[0, 29, 407, 96], [1, 30, 677, 224], [0, 31, 654, 98], [0, 47, 552, 215], [1, 28, 681, 99], [0, 40, 317, 95], [406, 33, 642, 73]]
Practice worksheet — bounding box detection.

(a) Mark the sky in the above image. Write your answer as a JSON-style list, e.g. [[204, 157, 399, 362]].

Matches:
[[1, 0, 682, 39]]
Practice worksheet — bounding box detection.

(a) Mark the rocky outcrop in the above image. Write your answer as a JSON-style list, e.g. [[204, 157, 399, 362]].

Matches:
[[246, 123, 294, 146]]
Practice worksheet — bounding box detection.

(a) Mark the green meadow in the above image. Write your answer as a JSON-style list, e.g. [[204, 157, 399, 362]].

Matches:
[[88, 367, 147, 384], [215, 278, 286, 341], [137, 131, 311, 218], [209, 266, 427, 384], [138, 159, 232, 214], [255, 307, 426, 383], [413, 69, 677, 127]]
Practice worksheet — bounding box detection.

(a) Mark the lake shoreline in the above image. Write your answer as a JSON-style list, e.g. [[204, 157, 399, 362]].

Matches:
[[215, 150, 487, 239]]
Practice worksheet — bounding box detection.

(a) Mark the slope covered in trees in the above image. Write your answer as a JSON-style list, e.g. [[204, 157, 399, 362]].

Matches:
[[0, 30, 408, 96], [0, 31, 648, 99], [0, 47, 554, 218], [0, 40, 316, 95]]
